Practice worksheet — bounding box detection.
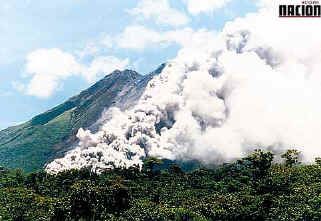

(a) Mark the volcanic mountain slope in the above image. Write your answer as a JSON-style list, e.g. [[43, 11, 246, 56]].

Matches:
[[0, 65, 165, 172]]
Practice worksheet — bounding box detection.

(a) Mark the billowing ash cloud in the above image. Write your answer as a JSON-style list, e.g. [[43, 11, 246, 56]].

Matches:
[[46, 1, 321, 173]]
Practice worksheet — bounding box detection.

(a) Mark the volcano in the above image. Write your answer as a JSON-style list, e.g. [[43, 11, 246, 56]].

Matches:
[[0, 65, 165, 172]]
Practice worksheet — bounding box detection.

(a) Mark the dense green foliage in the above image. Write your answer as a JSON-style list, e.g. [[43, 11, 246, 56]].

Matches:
[[0, 70, 144, 172], [1, 150, 321, 220]]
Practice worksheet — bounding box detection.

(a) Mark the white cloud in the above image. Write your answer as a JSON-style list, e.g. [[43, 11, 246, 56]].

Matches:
[[183, 0, 232, 15], [76, 34, 114, 59], [116, 25, 216, 50], [19, 48, 129, 98], [85, 56, 129, 82], [25, 48, 82, 98], [116, 26, 164, 50], [11, 81, 25, 93], [129, 0, 189, 26], [77, 43, 100, 58], [100, 34, 113, 48]]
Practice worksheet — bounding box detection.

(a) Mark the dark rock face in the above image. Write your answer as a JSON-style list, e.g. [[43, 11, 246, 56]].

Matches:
[[0, 65, 165, 172]]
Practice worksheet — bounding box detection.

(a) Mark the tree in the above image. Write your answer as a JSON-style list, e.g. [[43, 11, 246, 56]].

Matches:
[[281, 149, 301, 167], [169, 163, 184, 175], [109, 177, 130, 214], [245, 149, 274, 178], [70, 181, 98, 220], [315, 157, 321, 166], [142, 157, 163, 176], [14, 169, 24, 185]]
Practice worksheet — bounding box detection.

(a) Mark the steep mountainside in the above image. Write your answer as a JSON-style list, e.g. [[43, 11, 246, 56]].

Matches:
[[0, 65, 165, 172]]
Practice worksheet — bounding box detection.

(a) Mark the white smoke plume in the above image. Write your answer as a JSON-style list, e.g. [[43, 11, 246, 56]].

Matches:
[[46, 1, 321, 174]]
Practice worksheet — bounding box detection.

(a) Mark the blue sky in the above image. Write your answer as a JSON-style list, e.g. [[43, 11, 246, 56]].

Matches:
[[0, 0, 257, 129]]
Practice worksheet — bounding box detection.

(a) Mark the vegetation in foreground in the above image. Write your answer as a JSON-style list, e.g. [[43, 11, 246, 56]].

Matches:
[[1, 149, 321, 220]]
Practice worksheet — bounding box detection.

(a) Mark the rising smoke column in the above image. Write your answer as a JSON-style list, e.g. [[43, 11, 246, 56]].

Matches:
[[46, 0, 321, 174]]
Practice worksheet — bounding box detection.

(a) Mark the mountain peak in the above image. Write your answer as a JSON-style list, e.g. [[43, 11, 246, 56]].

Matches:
[[108, 69, 141, 79]]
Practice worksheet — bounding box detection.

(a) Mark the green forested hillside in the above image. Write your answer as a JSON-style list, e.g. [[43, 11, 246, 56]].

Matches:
[[1, 149, 321, 221], [0, 70, 143, 172]]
